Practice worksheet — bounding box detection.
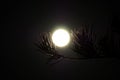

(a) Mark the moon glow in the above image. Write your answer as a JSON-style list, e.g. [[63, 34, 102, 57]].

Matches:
[[52, 29, 70, 47]]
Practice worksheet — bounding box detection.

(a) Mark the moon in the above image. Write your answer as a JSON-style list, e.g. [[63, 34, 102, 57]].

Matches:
[[52, 29, 70, 47]]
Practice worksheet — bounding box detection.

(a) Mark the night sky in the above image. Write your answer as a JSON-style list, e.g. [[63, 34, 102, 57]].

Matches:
[[2, 0, 120, 80]]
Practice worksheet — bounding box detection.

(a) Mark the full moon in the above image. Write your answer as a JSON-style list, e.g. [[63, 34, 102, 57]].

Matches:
[[52, 29, 70, 47]]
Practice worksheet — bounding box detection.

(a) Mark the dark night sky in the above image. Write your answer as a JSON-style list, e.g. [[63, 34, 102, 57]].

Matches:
[[2, 0, 120, 80]]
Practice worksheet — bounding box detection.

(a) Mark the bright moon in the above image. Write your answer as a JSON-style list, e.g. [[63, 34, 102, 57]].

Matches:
[[52, 29, 70, 47]]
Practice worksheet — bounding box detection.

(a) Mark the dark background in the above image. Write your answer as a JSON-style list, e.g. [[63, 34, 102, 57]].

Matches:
[[2, 0, 120, 80]]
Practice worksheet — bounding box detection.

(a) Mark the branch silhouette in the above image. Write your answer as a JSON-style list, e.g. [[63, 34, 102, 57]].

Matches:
[[35, 25, 120, 65], [71, 25, 100, 58]]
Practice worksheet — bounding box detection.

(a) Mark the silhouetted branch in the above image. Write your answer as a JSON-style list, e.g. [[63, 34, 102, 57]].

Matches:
[[34, 32, 63, 64], [71, 25, 100, 58], [35, 25, 120, 65]]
